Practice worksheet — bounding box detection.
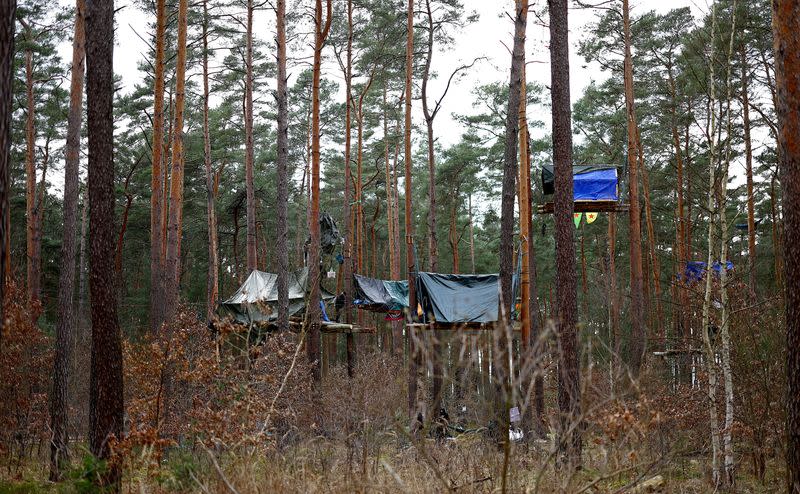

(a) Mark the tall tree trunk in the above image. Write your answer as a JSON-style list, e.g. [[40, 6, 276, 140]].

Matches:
[[342, 0, 356, 373], [623, 0, 645, 375], [422, 0, 442, 413], [468, 194, 475, 273], [383, 85, 402, 356], [404, 0, 420, 422], [774, 1, 800, 491], [24, 35, 39, 308], [526, 125, 544, 437], [85, 0, 123, 485], [202, 0, 218, 322], [719, 4, 738, 484], [548, 0, 581, 467], [305, 0, 331, 382], [50, 0, 85, 478], [422, 0, 438, 273], [741, 46, 757, 300], [245, 0, 257, 272], [496, 0, 525, 465], [0, 0, 14, 345], [701, 3, 722, 485], [164, 0, 188, 320], [517, 60, 533, 433], [150, 0, 167, 332], [276, 0, 289, 332], [638, 135, 664, 348]]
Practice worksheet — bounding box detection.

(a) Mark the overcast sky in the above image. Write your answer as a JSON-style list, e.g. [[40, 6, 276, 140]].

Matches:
[[52, 0, 708, 197]]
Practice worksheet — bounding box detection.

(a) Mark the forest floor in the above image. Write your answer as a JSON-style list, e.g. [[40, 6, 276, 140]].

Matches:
[[0, 428, 786, 493]]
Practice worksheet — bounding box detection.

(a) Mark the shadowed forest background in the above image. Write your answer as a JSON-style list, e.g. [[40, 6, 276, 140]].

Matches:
[[0, 0, 799, 492]]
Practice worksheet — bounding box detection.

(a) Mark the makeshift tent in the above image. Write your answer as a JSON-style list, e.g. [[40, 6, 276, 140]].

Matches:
[[219, 267, 335, 325], [682, 261, 734, 284], [352, 274, 409, 312], [541, 165, 619, 201], [415, 272, 503, 324]]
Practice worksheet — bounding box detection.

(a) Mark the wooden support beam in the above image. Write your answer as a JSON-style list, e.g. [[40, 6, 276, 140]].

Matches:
[[537, 201, 629, 214]]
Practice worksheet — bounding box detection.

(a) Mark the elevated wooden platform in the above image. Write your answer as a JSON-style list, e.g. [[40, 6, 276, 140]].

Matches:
[[406, 322, 521, 332], [537, 200, 629, 214]]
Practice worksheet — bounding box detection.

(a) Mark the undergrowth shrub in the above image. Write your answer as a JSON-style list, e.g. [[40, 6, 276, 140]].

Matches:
[[0, 281, 51, 476]]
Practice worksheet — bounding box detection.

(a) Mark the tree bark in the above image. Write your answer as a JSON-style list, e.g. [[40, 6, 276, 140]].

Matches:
[[772, 0, 800, 491], [701, 3, 722, 485], [50, 0, 85, 479], [343, 0, 356, 373], [149, 0, 167, 332], [24, 29, 40, 308], [404, 0, 421, 423], [740, 46, 757, 300], [86, 0, 123, 485], [422, 0, 438, 273], [245, 0, 257, 272], [275, 0, 289, 332], [0, 0, 15, 345], [202, 0, 218, 323], [305, 0, 332, 382], [623, 0, 645, 375], [548, 0, 581, 467], [164, 0, 188, 321]]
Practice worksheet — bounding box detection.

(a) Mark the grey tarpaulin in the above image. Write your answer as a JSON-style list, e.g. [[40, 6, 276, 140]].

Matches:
[[415, 272, 503, 324], [353, 274, 409, 312], [219, 267, 335, 325]]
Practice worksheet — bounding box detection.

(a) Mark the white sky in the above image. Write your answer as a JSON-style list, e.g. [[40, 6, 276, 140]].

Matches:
[[52, 0, 708, 196], [93, 0, 705, 140]]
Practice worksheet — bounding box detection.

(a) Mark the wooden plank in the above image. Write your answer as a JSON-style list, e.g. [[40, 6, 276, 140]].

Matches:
[[536, 201, 629, 214]]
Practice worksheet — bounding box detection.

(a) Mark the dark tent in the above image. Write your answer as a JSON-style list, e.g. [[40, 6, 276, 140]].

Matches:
[[353, 274, 409, 312], [542, 165, 619, 201], [219, 267, 335, 325], [415, 272, 503, 324]]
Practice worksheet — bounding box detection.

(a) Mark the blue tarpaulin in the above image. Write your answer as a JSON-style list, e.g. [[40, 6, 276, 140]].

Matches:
[[542, 165, 619, 201], [682, 261, 734, 283]]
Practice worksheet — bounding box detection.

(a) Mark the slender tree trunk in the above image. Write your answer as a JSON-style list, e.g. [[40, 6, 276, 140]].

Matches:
[[245, 0, 257, 272], [774, 1, 800, 491], [149, 0, 167, 332], [24, 38, 40, 308], [343, 0, 356, 373], [623, 0, 645, 375], [85, 0, 123, 485], [526, 125, 544, 437], [422, 0, 438, 273], [404, 0, 421, 423], [383, 85, 403, 356], [549, 0, 581, 467], [496, 0, 525, 468], [164, 0, 188, 321], [638, 135, 664, 348], [741, 46, 757, 300], [276, 0, 289, 331], [50, 0, 85, 478], [701, 4, 722, 485], [202, 0, 218, 322], [0, 0, 13, 344], [720, 5, 738, 484], [305, 0, 331, 382], [422, 0, 443, 413], [468, 194, 475, 273], [517, 60, 533, 433]]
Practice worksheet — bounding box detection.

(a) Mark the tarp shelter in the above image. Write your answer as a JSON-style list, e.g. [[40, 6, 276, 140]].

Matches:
[[219, 267, 335, 325], [682, 261, 734, 284], [542, 165, 619, 201], [353, 274, 409, 312], [415, 272, 503, 324]]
